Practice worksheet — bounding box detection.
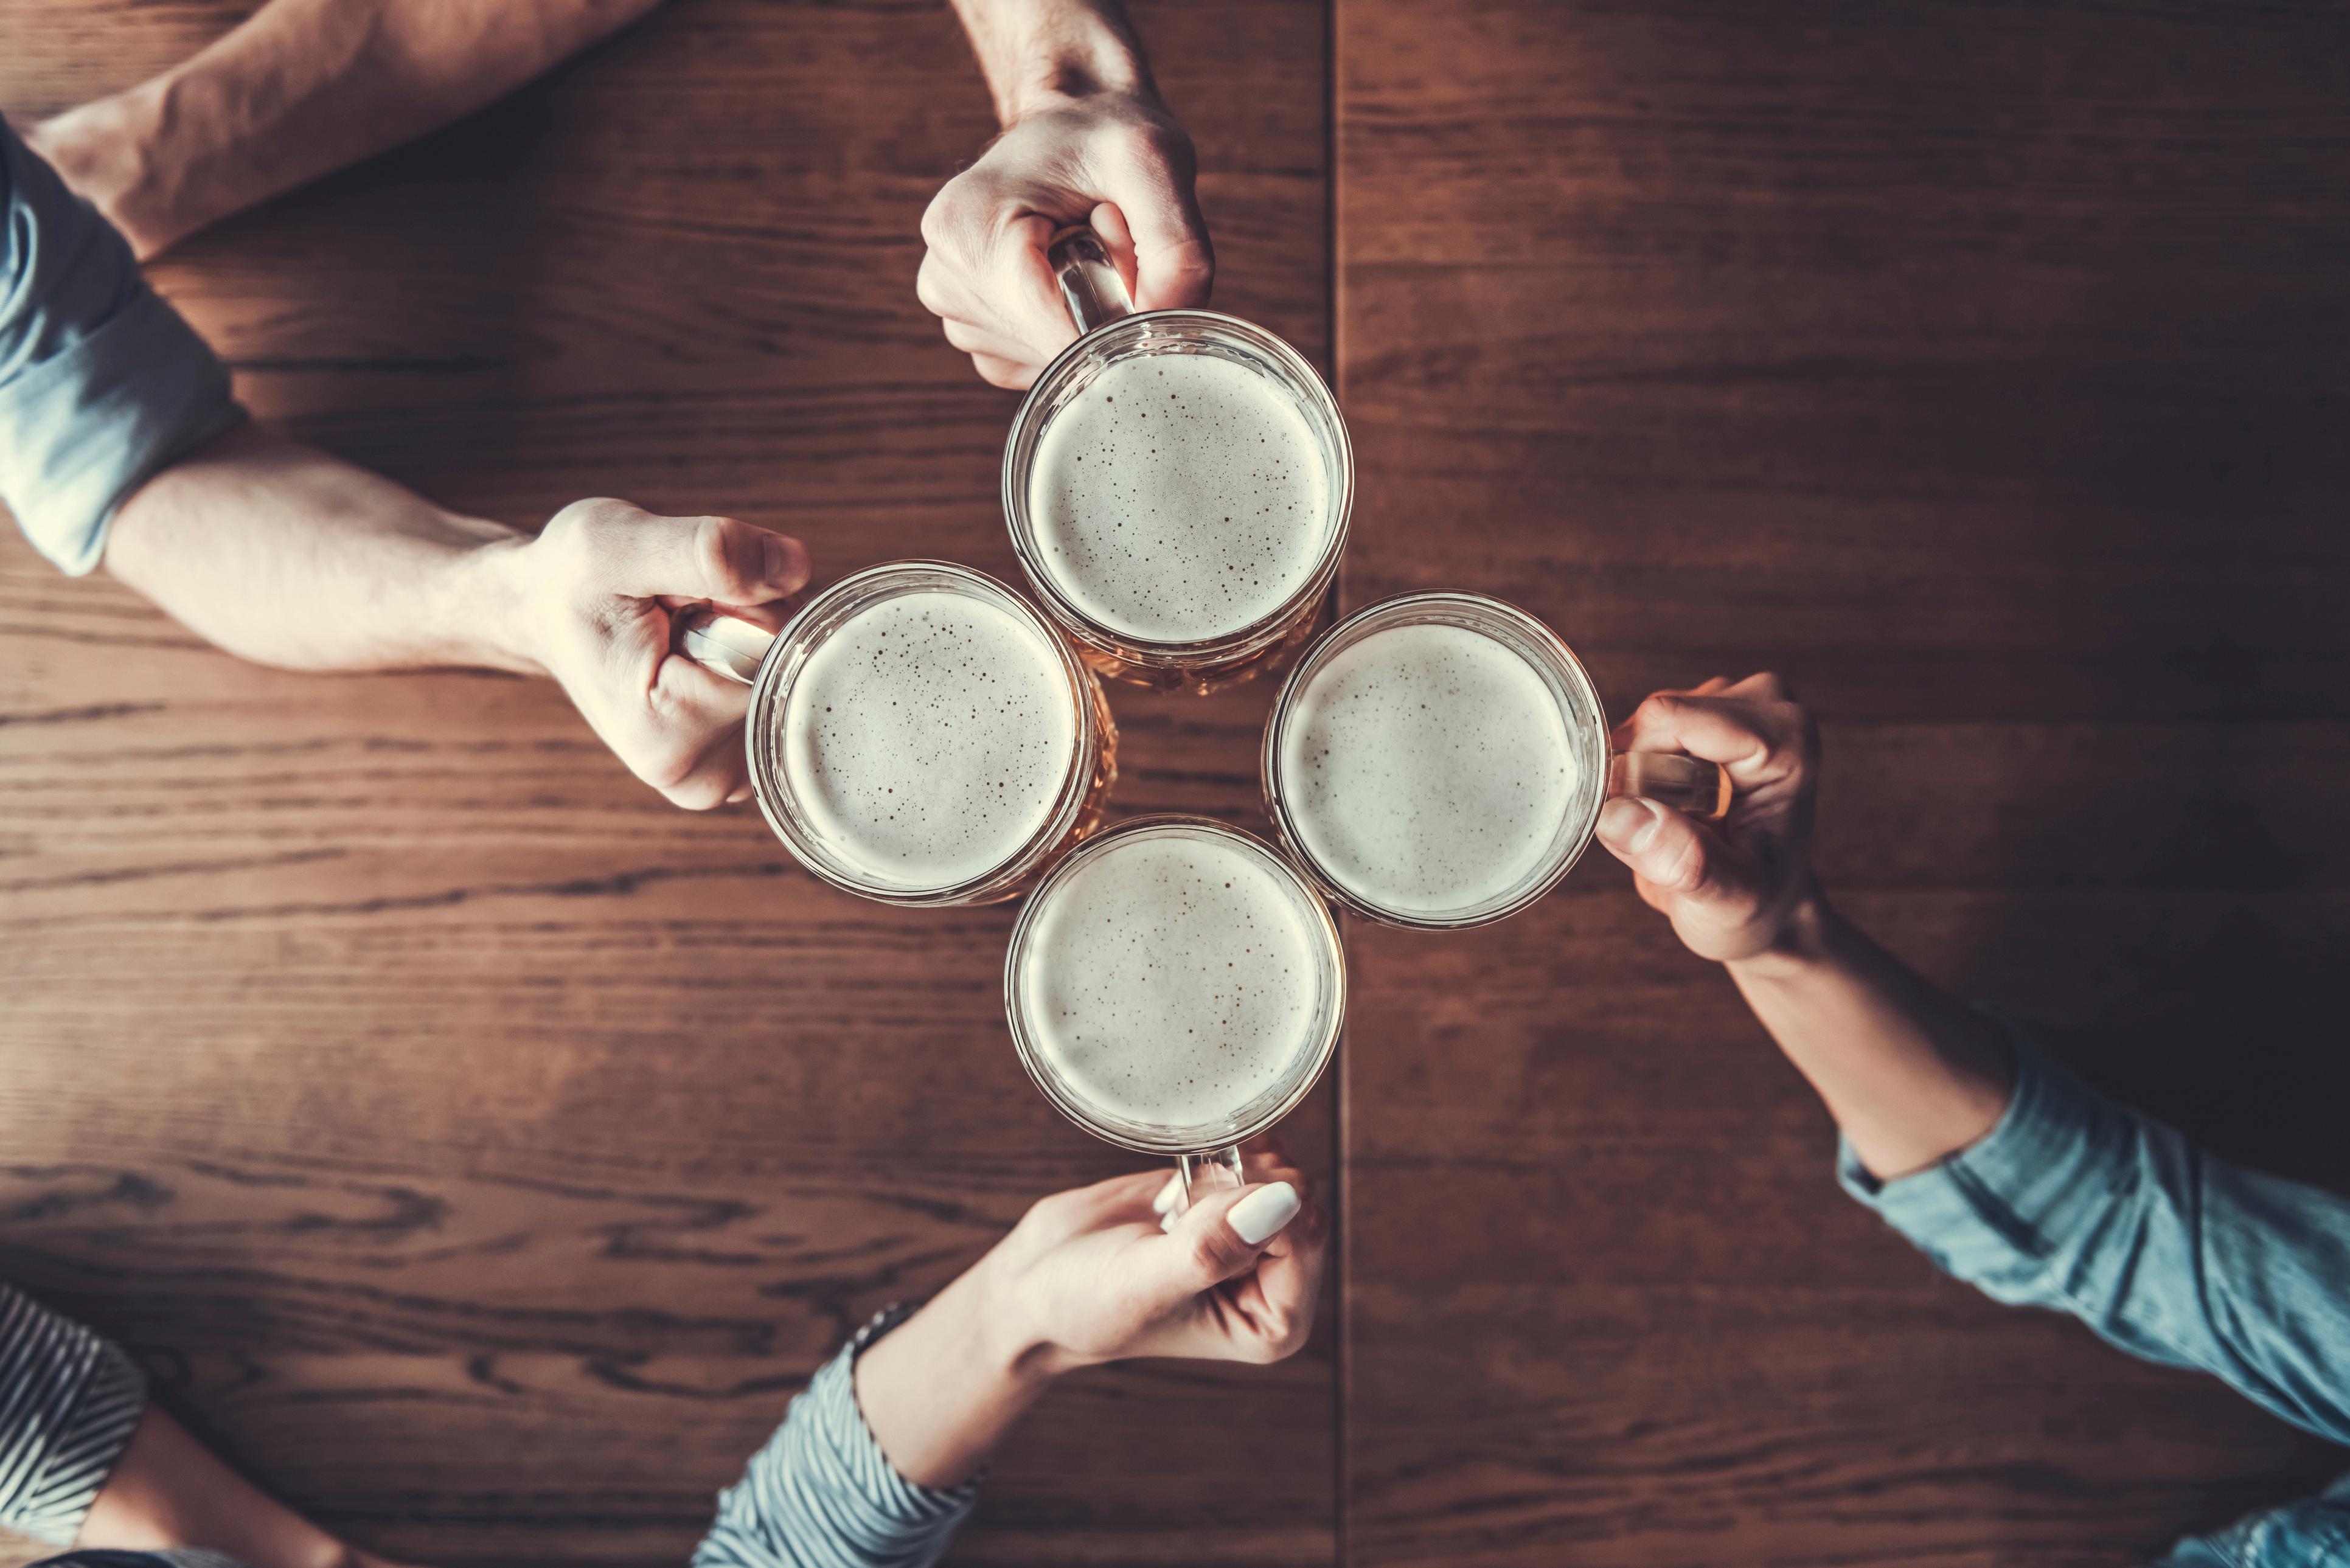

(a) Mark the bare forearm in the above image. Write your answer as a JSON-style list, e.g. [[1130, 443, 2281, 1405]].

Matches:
[[30, 0, 661, 258], [104, 422, 533, 675], [945, 0, 1155, 123], [852, 1247, 1054, 1488], [1727, 895, 2014, 1180], [80, 1406, 400, 1568]]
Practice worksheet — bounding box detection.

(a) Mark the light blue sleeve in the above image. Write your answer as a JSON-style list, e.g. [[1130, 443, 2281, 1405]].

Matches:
[[691, 1305, 980, 1568], [0, 118, 243, 575], [2147, 1472, 2350, 1568], [1839, 1027, 2350, 1447]]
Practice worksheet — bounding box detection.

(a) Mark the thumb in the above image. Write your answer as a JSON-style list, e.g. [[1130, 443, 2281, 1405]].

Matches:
[[1132, 1180, 1301, 1302], [623, 515, 811, 605], [1595, 796, 1764, 911]]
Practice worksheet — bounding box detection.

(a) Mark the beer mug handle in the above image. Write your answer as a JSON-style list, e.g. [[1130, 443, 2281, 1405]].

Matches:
[[1607, 751, 1732, 823], [1179, 1146, 1246, 1201], [673, 605, 776, 687], [1048, 224, 1136, 335]]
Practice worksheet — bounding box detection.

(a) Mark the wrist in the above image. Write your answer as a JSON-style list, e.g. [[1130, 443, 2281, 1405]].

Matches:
[[978, 2, 1156, 125], [1724, 881, 1839, 983], [1003, 71, 1156, 127], [28, 87, 176, 259], [440, 530, 545, 678], [967, 1244, 1076, 1385]]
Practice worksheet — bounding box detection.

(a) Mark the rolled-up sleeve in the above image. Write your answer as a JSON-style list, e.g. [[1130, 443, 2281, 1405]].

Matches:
[[0, 1283, 148, 1546], [1840, 1026, 2350, 1448], [692, 1306, 979, 1568], [0, 120, 242, 575]]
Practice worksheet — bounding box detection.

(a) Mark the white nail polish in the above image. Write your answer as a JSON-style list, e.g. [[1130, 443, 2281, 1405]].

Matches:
[[1160, 1210, 1178, 1233], [1226, 1181, 1301, 1246], [1152, 1173, 1183, 1214]]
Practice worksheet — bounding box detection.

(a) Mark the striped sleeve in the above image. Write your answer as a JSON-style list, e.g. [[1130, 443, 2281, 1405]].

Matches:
[[692, 1305, 980, 1568], [0, 1283, 148, 1545]]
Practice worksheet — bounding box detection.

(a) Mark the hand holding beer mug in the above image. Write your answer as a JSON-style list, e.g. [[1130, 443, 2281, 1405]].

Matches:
[[676, 561, 1117, 906], [1590, 672, 1821, 963], [1261, 593, 1734, 929], [1003, 228, 1352, 693], [961, 1142, 1326, 1378], [1004, 817, 1346, 1200]]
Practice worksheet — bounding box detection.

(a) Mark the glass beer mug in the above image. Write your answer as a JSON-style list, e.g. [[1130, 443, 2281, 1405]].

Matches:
[[1259, 592, 1732, 929], [676, 560, 1117, 906], [1001, 228, 1353, 695], [1002, 816, 1346, 1196]]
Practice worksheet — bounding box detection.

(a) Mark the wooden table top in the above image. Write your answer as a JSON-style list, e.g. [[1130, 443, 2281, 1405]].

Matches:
[[4, 1, 2348, 1564]]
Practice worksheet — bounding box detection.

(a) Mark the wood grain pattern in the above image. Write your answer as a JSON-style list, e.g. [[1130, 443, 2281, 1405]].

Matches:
[[0, 0, 1334, 1563], [9, 0, 2350, 1564], [1337, 2, 2350, 1564]]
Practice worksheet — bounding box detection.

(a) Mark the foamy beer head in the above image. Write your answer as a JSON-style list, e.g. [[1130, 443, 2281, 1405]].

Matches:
[[1264, 594, 1610, 929], [1004, 313, 1352, 687], [746, 563, 1113, 906], [1005, 817, 1346, 1153]]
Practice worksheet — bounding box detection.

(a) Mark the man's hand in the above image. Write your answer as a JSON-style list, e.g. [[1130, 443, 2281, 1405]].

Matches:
[[984, 1142, 1324, 1370], [1593, 673, 1823, 964], [922, 0, 1212, 390], [492, 499, 810, 810], [919, 94, 1210, 388]]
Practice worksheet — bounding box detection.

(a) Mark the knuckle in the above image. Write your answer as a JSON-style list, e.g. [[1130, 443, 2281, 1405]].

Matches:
[[922, 178, 992, 257], [541, 496, 620, 552], [1023, 1190, 1075, 1229], [1655, 828, 1709, 895], [692, 515, 746, 593], [638, 742, 700, 796], [917, 187, 957, 249], [1633, 692, 1685, 727], [1127, 117, 1195, 174], [914, 259, 950, 315], [1186, 1232, 1237, 1277]]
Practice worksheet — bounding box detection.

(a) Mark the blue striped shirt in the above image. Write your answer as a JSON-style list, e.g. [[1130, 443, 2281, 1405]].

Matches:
[[0, 1290, 975, 1568]]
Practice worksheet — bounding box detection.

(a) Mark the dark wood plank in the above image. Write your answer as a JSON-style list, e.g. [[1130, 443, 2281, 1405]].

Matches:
[[0, 1, 1335, 1563], [1338, 2, 2350, 1564]]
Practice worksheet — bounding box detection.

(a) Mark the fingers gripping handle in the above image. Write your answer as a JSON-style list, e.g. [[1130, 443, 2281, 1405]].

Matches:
[[675, 605, 776, 686], [1608, 752, 1732, 822], [1049, 225, 1135, 335], [1179, 1146, 1245, 1203]]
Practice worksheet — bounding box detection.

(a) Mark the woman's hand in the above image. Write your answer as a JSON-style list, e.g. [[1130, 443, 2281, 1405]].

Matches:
[[988, 1141, 1324, 1371], [853, 1143, 1326, 1486], [1593, 672, 1824, 965]]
